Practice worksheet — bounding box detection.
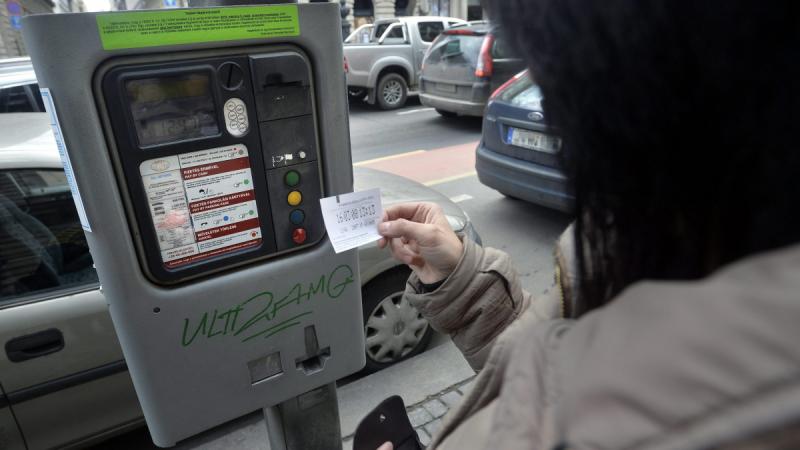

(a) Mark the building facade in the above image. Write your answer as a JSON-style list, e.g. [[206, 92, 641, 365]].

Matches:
[[299, 0, 484, 34], [112, 0, 187, 11], [0, 0, 54, 58], [53, 0, 85, 13]]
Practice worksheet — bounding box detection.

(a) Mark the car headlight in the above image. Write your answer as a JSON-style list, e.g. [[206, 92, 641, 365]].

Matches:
[[446, 214, 482, 246], [445, 214, 467, 233]]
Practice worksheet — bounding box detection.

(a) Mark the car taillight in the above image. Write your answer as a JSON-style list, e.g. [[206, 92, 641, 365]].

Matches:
[[475, 34, 495, 79], [490, 70, 528, 100], [344, 56, 349, 74]]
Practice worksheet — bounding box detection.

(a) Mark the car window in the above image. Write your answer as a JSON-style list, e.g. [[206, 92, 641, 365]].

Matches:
[[0, 84, 44, 113], [374, 22, 392, 40], [491, 36, 516, 60], [425, 34, 484, 66], [0, 169, 98, 304], [383, 24, 405, 39], [418, 22, 445, 43]]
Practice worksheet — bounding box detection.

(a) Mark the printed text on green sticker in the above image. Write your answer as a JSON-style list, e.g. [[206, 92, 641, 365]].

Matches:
[[96, 6, 299, 51]]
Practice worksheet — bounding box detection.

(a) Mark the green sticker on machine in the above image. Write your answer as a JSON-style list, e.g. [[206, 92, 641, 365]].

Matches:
[[96, 5, 300, 51]]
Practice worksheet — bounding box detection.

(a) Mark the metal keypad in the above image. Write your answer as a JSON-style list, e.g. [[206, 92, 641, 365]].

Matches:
[[224, 97, 249, 137]]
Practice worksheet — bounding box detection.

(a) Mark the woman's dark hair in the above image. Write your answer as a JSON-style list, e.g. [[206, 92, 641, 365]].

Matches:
[[492, 1, 800, 309]]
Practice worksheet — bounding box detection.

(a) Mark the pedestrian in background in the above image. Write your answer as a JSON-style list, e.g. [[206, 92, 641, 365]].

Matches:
[[376, 0, 800, 448]]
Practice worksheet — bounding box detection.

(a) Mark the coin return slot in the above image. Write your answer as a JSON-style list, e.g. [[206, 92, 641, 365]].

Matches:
[[295, 325, 330, 375]]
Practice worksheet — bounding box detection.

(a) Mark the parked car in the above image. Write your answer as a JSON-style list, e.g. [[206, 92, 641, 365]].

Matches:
[[344, 16, 467, 110], [0, 57, 43, 113], [419, 23, 526, 117], [476, 70, 574, 211], [0, 110, 480, 449]]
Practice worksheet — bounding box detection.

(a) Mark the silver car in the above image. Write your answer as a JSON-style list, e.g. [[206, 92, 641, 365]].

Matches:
[[0, 112, 480, 449]]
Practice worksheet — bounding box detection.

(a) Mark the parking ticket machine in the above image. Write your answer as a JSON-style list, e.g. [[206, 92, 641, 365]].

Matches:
[[23, 3, 364, 447]]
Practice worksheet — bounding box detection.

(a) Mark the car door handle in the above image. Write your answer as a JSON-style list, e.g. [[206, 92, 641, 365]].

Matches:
[[6, 328, 65, 362]]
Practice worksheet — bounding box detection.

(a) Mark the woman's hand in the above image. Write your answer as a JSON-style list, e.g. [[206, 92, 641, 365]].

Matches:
[[378, 202, 463, 284]]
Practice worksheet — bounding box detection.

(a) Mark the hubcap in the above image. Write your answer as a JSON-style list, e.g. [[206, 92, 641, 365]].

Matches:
[[382, 80, 403, 105], [365, 292, 429, 364]]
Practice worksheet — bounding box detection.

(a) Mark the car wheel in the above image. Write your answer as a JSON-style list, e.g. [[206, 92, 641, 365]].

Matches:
[[362, 268, 433, 373], [376, 74, 408, 110], [348, 87, 366, 102], [436, 108, 458, 118]]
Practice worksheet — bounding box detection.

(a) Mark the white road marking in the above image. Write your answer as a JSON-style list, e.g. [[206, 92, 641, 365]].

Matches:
[[353, 150, 426, 167], [449, 194, 474, 203], [424, 171, 477, 187], [397, 108, 435, 116]]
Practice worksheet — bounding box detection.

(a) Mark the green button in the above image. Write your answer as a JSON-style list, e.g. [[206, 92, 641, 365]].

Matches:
[[285, 170, 301, 187]]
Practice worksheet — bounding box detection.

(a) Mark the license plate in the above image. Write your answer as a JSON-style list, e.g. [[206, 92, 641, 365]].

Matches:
[[507, 128, 561, 153], [437, 83, 457, 93]]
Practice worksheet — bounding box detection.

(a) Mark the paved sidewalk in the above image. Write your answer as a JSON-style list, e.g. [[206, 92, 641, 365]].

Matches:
[[158, 340, 476, 450], [343, 376, 476, 449]]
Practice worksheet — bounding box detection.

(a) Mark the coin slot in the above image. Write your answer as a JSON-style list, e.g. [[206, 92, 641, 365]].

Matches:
[[248, 351, 283, 385]]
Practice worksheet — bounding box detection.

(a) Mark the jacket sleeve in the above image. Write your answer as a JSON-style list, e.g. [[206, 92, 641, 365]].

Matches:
[[404, 237, 562, 371]]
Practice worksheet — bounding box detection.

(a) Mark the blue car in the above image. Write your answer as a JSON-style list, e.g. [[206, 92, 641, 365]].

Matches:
[[476, 70, 574, 212]]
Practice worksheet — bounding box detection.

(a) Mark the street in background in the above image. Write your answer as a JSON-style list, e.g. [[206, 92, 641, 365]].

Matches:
[[344, 16, 466, 110]]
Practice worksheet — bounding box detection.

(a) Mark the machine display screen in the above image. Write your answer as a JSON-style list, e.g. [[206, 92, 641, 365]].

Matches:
[[126, 73, 220, 147]]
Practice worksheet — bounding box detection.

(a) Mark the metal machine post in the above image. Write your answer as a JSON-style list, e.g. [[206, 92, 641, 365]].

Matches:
[[265, 383, 342, 450]]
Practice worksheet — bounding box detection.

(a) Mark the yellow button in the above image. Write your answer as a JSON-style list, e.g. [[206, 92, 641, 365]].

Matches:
[[287, 190, 302, 206]]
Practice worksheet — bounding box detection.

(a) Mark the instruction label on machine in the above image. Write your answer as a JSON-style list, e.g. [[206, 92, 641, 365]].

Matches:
[[96, 6, 300, 51], [140, 144, 262, 268]]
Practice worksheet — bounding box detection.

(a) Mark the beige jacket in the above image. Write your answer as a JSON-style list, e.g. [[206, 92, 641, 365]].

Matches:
[[404, 237, 800, 449]]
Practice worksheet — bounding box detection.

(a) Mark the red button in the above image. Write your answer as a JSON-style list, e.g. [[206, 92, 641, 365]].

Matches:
[[292, 228, 307, 244]]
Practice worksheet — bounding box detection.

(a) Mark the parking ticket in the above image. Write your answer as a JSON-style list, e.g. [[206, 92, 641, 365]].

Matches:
[[320, 188, 383, 254]]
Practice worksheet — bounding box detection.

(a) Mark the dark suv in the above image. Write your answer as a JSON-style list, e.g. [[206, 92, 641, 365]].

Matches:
[[419, 23, 525, 117], [477, 70, 574, 212]]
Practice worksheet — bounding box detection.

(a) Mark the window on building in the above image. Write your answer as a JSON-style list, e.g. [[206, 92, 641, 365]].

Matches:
[[395, 0, 409, 16], [353, 0, 374, 17], [467, 0, 484, 20], [418, 22, 445, 43], [0, 169, 98, 305]]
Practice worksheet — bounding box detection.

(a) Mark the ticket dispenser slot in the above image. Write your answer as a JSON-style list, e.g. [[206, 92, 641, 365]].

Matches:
[[251, 52, 312, 121]]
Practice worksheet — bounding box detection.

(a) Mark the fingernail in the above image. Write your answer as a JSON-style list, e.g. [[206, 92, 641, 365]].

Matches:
[[379, 222, 390, 233]]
